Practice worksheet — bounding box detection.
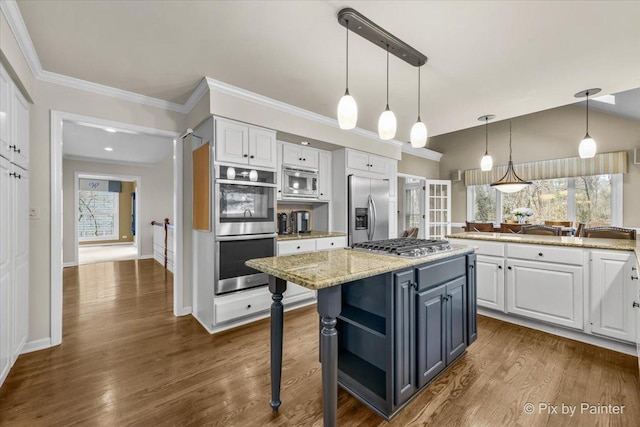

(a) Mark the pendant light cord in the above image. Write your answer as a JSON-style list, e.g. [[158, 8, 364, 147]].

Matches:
[[386, 44, 390, 109], [586, 91, 589, 134], [345, 20, 349, 92], [417, 66, 421, 119], [484, 117, 489, 155], [509, 120, 513, 160]]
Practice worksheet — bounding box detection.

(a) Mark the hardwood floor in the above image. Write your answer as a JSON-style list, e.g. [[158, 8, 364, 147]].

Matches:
[[1, 258, 638, 426]]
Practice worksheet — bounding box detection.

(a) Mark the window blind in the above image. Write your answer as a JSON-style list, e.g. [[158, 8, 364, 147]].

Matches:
[[464, 151, 628, 187]]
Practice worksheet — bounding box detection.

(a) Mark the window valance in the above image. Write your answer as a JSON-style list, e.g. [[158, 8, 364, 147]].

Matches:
[[463, 151, 628, 187]]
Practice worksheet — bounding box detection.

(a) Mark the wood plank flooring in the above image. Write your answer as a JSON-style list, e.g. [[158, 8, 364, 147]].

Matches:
[[0, 258, 638, 426]]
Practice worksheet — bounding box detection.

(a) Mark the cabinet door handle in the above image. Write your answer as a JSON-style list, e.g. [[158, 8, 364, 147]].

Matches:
[[633, 302, 640, 308], [250, 155, 255, 159], [507, 266, 512, 270], [247, 304, 252, 309], [320, 193, 324, 196], [297, 246, 301, 249], [243, 154, 248, 158], [632, 276, 639, 281], [538, 252, 544, 257], [632, 267, 637, 271], [303, 158, 306, 161], [498, 265, 503, 269], [330, 242, 334, 246], [299, 158, 302, 161]]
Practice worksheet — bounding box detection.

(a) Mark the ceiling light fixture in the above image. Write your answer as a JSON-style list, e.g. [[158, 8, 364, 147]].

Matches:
[[378, 45, 397, 140], [104, 147, 114, 152], [104, 127, 117, 133], [410, 66, 427, 148], [337, 8, 428, 142], [300, 141, 310, 146], [337, 19, 357, 129], [490, 121, 532, 193], [575, 88, 600, 159], [478, 114, 496, 171]]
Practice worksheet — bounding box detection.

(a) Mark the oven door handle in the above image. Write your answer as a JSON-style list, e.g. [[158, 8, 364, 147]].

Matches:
[[216, 233, 278, 241], [215, 179, 278, 188]]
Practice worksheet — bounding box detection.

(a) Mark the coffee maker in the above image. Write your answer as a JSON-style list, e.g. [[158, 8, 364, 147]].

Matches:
[[291, 211, 311, 234], [277, 213, 288, 234]]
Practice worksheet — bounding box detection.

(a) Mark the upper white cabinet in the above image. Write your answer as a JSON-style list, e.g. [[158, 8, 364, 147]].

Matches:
[[276, 141, 283, 200], [318, 150, 331, 201], [282, 144, 319, 169], [11, 89, 29, 170], [347, 149, 388, 175], [215, 118, 276, 168], [590, 250, 636, 342], [0, 65, 11, 160]]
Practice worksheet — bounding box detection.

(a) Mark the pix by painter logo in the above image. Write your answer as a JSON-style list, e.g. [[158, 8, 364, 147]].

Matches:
[[523, 402, 625, 416]]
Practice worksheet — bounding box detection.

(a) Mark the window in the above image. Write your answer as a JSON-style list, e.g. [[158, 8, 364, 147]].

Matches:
[[467, 174, 622, 226], [78, 190, 119, 241]]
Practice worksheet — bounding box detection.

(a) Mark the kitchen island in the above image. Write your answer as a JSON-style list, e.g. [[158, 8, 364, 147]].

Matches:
[[246, 246, 476, 426], [447, 232, 639, 354]]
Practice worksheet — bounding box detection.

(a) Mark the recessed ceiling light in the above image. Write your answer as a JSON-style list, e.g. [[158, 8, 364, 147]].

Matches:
[[592, 94, 616, 105], [104, 147, 114, 152], [300, 141, 310, 146], [104, 127, 118, 133]]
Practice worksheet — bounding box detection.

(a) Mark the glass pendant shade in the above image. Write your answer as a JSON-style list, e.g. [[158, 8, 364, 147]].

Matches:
[[490, 121, 531, 193], [337, 90, 357, 129], [410, 120, 427, 147], [378, 108, 397, 140], [480, 154, 493, 171], [493, 182, 530, 193], [579, 133, 596, 159]]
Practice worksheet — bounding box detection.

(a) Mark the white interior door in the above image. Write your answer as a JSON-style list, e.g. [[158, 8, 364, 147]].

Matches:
[[425, 179, 451, 239]]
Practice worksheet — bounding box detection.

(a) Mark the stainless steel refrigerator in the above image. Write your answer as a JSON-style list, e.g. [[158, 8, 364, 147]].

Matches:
[[348, 175, 389, 246]]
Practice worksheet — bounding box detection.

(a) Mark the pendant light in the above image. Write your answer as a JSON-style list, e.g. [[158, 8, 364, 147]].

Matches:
[[337, 19, 357, 129], [490, 121, 532, 193], [378, 45, 397, 140], [575, 88, 600, 159], [478, 114, 496, 171], [410, 66, 427, 147]]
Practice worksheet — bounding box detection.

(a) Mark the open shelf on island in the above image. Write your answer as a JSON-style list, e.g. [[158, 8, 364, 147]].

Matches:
[[337, 304, 386, 338], [338, 349, 386, 401]]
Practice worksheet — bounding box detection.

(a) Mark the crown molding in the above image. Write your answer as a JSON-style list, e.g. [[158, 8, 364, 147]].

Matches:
[[39, 70, 187, 113], [63, 154, 161, 167], [0, 0, 42, 77], [2, 1, 443, 161], [401, 143, 443, 161]]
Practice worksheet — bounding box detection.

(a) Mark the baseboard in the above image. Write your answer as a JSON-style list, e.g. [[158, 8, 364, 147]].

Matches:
[[174, 306, 192, 316], [478, 308, 637, 356], [21, 337, 54, 354], [138, 254, 155, 260], [63, 261, 77, 268], [80, 242, 135, 247], [192, 312, 215, 334]]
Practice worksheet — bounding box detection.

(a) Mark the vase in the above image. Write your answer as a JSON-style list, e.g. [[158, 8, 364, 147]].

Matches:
[[517, 216, 526, 224]]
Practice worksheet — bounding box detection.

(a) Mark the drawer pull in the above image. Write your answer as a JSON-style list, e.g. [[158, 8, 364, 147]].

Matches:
[[330, 242, 334, 246], [538, 252, 544, 257], [507, 266, 512, 270], [498, 265, 503, 269], [633, 302, 640, 309], [297, 246, 301, 249], [247, 304, 252, 309], [632, 276, 639, 281]]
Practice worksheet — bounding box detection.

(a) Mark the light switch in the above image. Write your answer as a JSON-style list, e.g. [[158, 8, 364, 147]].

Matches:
[[29, 207, 40, 220]]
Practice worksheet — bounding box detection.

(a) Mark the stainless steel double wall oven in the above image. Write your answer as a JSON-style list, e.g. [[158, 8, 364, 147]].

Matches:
[[214, 164, 277, 295]]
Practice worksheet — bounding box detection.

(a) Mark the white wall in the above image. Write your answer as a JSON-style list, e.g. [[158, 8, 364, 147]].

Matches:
[[62, 157, 173, 264]]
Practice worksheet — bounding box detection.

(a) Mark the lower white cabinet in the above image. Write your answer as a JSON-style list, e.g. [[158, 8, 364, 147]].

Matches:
[[590, 250, 636, 342], [506, 258, 583, 329], [476, 255, 505, 311], [0, 159, 29, 387]]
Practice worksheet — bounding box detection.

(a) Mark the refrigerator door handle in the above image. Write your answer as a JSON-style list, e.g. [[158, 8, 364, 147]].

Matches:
[[367, 195, 373, 241], [371, 196, 377, 241]]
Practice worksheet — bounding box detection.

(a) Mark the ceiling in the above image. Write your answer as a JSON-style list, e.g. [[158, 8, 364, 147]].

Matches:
[[62, 121, 173, 165], [17, 1, 640, 141], [586, 87, 640, 122]]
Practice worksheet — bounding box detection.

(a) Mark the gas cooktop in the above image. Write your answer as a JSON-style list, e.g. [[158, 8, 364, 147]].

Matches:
[[352, 238, 455, 258]]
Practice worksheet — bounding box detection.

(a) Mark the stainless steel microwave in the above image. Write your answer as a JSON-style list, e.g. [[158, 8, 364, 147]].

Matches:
[[282, 166, 318, 199]]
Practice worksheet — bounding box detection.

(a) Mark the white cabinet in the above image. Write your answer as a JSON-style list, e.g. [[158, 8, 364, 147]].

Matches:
[[506, 258, 583, 329], [318, 150, 331, 201], [11, 89, 29, 170], [215, 118, 276, 168], [282, 144, 318, 169], [248, 127, 276, 168], [0, 159, 28, 387], [476, 255, 505, 311], [590, 250, 636, 342], [346, 149, 388, 175], [0, 65, 11, 160], [276, 141, 283, 200]]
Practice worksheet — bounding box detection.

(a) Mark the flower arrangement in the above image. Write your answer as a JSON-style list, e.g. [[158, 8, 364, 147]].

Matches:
[[512, 207, 533, 224]]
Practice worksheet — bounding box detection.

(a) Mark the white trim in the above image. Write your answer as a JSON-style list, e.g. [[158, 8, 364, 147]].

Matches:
[[401, 143, 443, 162], [21, 337, 53, 354], [478, 308, 636, 356], [63, 261, 77, 268], [39, 70, 186, 113], [63, 154, 161, 168], [175, 306, 192, 317], [57, 112, 179, 138], [0, 0, 43, 77], [173, 137, 186, 316], [181, 78, 210, 114], [139, 254, 155, 260], [51, 111, 63, 347]]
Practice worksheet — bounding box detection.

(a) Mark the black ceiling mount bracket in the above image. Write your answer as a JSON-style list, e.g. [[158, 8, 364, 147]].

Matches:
[[338, 8, 428, 67]]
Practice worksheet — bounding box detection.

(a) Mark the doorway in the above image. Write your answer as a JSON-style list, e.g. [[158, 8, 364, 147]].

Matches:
[[51, 111, 181, 346], [397, 173, 426, 239]]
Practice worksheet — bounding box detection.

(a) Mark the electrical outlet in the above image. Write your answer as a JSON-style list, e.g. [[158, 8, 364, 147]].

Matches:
[[29, 207, 40, 220], [122, 235, 128, 239]]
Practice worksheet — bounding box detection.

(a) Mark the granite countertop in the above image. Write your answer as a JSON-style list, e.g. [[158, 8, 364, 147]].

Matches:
[[447, 232, 640, 266], [246, 247, 474, 290], [277, 231, 346, 241]]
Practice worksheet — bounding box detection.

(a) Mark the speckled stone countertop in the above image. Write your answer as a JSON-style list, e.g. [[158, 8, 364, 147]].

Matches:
[[277, 231, 346, 241], [246, 246, 474, 290], [447, 232, 640, 266]]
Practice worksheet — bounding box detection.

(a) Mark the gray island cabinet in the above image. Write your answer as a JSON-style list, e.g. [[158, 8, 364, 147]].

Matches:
[[246, 247, 476, 426]]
